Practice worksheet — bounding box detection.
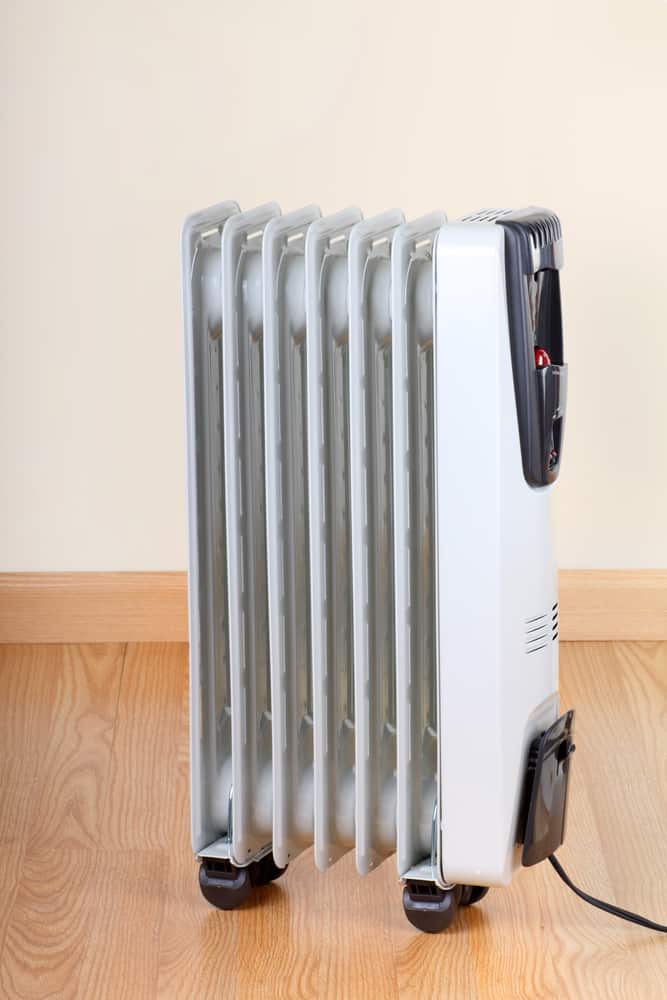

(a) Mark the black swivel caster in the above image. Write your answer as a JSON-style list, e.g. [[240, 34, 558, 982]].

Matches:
[[459, 884, 489, 906], [402, 881, 462, 933], [199, 858, 253, 910], [250, 852, 287, 887], [402, 881, 490, 932], [198, 854, 287, 911]]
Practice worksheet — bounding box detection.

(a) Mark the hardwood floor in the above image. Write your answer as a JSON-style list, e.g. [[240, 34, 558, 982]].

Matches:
[[0, 642, 664, 998]]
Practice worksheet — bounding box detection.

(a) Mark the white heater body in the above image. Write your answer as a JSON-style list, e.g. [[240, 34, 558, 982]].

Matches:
[[182, 201, 563, 896], [435, 221, 559, 886]]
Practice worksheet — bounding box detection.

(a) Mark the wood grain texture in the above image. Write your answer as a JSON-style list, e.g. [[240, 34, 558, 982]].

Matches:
[[0, 641, 665, 999], [26, 644, 125, 852], [0, 573, 188, 643], [559, 569, 667, 640], [99, 643, 187, 851], [2, 570, 667, 643]]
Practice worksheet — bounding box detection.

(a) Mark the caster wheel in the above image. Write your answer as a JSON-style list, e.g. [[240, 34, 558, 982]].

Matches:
[[250, 853, 287, 887], [199, 859, 252, 911], [459, 885, 489, 906], [402, 882, 462, 934]]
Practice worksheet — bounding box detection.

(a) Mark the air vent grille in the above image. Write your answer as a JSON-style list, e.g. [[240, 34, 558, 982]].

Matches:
[[552, 602, 559, 642], [460, 207, 513, 223], [524, 612, 549, 654], [527, 214, 562, 250], [459, 209, 561, 253]]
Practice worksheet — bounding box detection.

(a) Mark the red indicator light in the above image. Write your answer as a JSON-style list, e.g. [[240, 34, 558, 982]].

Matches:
[[535, 347, 551, 368]]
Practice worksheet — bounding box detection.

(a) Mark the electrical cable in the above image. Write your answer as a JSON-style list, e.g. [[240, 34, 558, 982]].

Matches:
[[548, 854, 667, 933]]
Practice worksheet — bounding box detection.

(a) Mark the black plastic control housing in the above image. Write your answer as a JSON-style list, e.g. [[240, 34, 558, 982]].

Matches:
[[497, 209, 567, 488], [519, 709, 576, 866]]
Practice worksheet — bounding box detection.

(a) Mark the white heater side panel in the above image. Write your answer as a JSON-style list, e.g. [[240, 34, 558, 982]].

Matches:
[[435, 223, 559, 887]]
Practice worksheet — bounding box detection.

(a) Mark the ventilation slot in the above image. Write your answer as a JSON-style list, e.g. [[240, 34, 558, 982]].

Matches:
[[460, 207, 513, 224], [525, 613, 549, 654], [552, 602, 559, 642], [527, 214, 562, 250]]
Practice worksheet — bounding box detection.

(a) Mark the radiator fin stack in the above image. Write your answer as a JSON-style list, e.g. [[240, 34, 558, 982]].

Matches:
[[185, 201, 448, 878], [184, 198, 564, 909], [185, 200, 568, 884]]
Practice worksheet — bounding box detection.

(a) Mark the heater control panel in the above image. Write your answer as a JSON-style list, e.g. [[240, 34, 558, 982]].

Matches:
[[497, 209, 567, 488]]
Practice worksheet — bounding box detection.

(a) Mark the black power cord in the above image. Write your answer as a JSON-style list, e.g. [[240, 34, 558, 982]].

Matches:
[[548, 854, 667, 933]]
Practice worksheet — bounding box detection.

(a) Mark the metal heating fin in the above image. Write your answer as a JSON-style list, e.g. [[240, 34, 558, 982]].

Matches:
[[222, 202, 281, 865], [305, 208, 363, 870], [391, 212, 447, 878], [349, 209, 404, 875], [263, 205, 322, 868], [182, 200, 240, 858]]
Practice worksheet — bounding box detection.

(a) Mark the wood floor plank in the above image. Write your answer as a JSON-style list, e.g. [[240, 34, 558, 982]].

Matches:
[[0, 640, 665, 999], [77, 850, 167, 1000], [317, 852, 397, 1000], [390, 866, 480, 1000], [236, 848, 323, 1000], [156, 669, 239, 999], [156, 853, 238, 1000], [99, 643, 187, 850], [0, 646, 65, 964], [0, 846, 22, 964], [563, 642, 667, 938], [0, 648, 88, 960], [26, 644, 126, 851], [0, 850, 96, 1000], [0, 644, 63, 778]]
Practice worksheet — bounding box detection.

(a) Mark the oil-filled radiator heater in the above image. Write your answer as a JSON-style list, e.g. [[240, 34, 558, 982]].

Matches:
[[181, 202, 575, 933]]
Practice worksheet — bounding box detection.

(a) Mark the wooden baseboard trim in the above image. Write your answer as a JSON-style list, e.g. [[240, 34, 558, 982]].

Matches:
[[557, 569, 667, 641], [1, 570, 666, 644], [0, 573, 188, 644]]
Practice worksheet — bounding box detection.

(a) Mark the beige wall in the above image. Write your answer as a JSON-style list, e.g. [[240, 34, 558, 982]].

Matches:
[[2, 0, 666, 571]]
